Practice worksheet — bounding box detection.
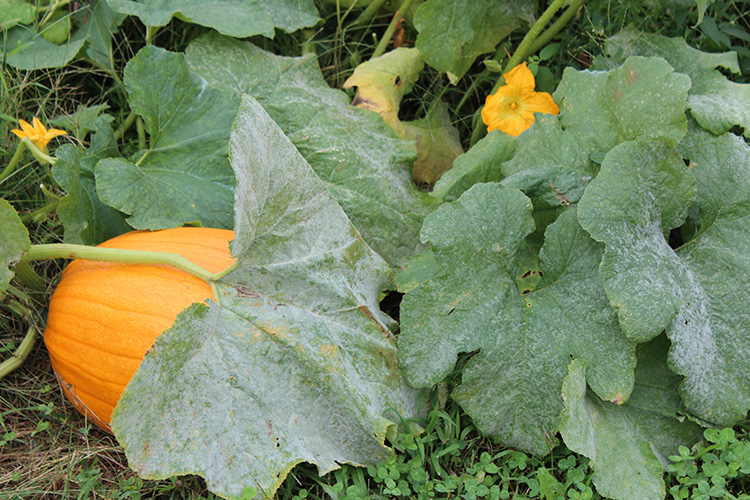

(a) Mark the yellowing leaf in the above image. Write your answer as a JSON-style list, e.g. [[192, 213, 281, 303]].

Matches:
[[344, 48, 463, 184]]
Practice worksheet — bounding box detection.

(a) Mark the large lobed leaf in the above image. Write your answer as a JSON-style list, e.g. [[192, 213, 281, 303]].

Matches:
[[578, 132, 750, 427], [398, 186, 636, 456], [185, 33, 439, 267], [561, 336, 703, 500], [597, 27, 750, 138], [413, 0, 533, 81], [107, 0, 319, 38], [111, 96, 422, 499], [96, 46, 240, 230], [3, 0, 124, 70]]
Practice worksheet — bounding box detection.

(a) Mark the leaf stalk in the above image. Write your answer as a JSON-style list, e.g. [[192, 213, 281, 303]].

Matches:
[[17, 244, 224, 284]]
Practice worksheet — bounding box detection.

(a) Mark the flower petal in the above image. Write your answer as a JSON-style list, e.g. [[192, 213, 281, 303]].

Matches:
[[18, 119, 34, 135], [522, 91, 560, 116], [502, 62, 535, 93], [31, 117, 46, 133]]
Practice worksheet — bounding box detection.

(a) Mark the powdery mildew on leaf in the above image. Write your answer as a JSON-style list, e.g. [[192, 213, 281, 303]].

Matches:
[[578, 134, 750, 427], [107, 0, 319, 38], [600, 27, 750, 138], [185, 33, 438, 267], [560, 339, 703, 500], [554, 56, 691, 152], [399, 186, 635, 456], [111, 96, 422, 499]]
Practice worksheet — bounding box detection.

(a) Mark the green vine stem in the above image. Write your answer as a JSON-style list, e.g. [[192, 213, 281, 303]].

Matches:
[[352, 0, 390, 26], [17, 244, 226, 284], [0, 141, 27, 186], [526, 0, 586, 57], [145, 25, 159, 45], [371, 0, 416, 59], [21, 138, 57, 166], [13, 260, 46, 292], [0, 324, 40, 380], [492, 0, 569, 93], [114, 111, 137, 140]]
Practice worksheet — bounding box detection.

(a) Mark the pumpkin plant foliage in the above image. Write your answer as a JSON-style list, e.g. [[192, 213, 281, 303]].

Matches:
[[398, 53, 750, 500], [110, 96, 423, 499], [0, 199, 31, 294], [184, 32, 439, 268]]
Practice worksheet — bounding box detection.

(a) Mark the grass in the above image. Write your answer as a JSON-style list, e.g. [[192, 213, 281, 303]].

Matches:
[[2, 0, 750, 498]]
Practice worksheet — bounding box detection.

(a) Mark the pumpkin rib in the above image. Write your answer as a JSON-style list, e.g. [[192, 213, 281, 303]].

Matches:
[[47, 293, 211, 325], [55, 356, 127, 390], [44, 227, 236, 432]]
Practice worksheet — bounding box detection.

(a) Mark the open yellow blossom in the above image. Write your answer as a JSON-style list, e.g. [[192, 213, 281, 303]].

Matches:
[[482, 63, 559, 137], [11, 117, 67, 152]]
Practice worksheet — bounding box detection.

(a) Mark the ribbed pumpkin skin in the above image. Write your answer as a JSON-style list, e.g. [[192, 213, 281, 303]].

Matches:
[[44, 227, 235, 432]]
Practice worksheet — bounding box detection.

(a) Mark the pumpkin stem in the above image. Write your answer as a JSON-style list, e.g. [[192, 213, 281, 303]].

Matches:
[[17, 244, 224, 285]]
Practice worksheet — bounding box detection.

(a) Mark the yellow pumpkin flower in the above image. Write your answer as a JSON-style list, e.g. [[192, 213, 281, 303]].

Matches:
[[481, 63, 559, 137], [11, 117, 67, 152]]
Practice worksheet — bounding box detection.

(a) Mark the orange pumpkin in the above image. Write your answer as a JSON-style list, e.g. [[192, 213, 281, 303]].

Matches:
[[43, 227, 236, 432]]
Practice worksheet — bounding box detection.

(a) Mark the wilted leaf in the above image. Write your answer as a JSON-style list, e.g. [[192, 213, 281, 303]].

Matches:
[[343, 48, 463, 184], [112, 96, 422, 499], [414, 0, 533, 81], [0, 199, 31, 293], [399, 187, 635, 455], [107, 0, 320, 38], [185, 33, 439, 267], [561, 337, 703, 500], [96, 46, 240, 230], [599, 27, 750, 137]]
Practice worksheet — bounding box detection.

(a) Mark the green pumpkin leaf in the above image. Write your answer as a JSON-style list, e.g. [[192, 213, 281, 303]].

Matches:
[[52, 117, 131, 245], [107, 0, 319, 38], [578, 141, 697, 343], [413, 0, 533, 81], [399, 187, 635, 455], [3, 23, 86, 70], [554, 56, 691, 153], [432, 130, 515, 202], [111, 95, 422, 500], [561, 337, 703, 500], [2, 0, 123, 70], [185, 32, 439, 267], [598, 27, 750, 138], [74, 0, 126, 67], [95, 46, 240, 230], [0, 0, 35, 30], [499, 113, 594, 210], [578, 134, 750, 426], [50, 104, 114, 142], [0, 199, 31, 293]]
